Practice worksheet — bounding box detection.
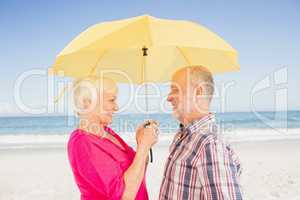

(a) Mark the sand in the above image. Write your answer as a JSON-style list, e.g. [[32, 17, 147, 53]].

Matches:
[[0, 139, 300, 200]]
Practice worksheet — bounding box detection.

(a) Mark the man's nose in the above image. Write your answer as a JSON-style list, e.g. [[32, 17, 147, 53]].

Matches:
[[167, 94, 173, 102]]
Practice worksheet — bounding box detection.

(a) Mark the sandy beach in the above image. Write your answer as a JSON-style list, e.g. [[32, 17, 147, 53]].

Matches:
[[1, 0, 299, 199], [1, 139, 300, 200]]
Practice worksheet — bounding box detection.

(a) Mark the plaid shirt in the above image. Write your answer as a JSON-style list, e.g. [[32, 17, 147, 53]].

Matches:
[[159, 114, 242, 200]]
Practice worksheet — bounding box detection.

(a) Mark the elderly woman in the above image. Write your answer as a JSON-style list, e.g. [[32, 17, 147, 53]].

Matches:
[[67, 77, 158, 200]]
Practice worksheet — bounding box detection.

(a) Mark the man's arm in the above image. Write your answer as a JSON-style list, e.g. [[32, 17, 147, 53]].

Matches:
[[197, 141, 243, 200]]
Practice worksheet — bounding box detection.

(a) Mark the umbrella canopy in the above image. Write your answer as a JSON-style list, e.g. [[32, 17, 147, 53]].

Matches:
[[50, 15, 239, 84], [50, 15, 240, 163]]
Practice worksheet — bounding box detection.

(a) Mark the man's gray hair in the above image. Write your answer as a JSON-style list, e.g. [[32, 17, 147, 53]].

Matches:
[[186, 66, 215, 101]]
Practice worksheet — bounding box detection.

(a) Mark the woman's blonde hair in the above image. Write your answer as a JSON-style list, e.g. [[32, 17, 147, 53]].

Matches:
[[72, 76, 117, 113]]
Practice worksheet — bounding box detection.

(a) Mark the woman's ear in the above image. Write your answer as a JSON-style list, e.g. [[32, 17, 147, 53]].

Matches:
[[82, 97, 92, 110]]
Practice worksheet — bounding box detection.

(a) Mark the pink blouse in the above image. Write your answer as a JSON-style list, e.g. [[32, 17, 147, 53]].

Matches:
[[67, 127, 149, 200]]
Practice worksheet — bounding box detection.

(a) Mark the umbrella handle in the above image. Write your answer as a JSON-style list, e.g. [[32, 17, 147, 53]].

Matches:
[[144, 121, 153, 163], [149, 148, 153, 163]]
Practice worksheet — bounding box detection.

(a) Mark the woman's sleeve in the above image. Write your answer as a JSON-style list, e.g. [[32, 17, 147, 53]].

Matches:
[[73, 138, 125, 199]]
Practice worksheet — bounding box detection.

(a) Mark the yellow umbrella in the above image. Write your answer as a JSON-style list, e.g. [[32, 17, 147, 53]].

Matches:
[[50, 14, 239, 84], [49, 15, 239, 162]]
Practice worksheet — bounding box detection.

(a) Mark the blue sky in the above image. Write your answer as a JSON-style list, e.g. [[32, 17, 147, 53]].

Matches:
[[0, 0, 299, 115]]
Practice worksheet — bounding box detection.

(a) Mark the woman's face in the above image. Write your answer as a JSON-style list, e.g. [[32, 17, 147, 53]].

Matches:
[[75, 77, 119, 128], [95, 89, 119, 125]]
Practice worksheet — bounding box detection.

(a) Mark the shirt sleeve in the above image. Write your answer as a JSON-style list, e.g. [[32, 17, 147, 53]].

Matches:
[[197, 141, 243, 200], [73, 138, 125, 199]]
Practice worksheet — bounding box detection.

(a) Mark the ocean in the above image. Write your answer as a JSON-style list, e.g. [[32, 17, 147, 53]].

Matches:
[[1, 111, 300, 149]]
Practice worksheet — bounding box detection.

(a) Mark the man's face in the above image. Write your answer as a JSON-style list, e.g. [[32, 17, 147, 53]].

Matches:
[[167, 71, 195, 122]]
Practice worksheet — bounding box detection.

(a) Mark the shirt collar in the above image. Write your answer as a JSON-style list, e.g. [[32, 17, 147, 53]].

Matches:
[[179, 113, 216, 135]]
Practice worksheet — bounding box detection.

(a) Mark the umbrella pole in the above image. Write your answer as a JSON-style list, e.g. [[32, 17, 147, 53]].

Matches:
[[142, 47, 153, 163], [144, 82, 153, 163]]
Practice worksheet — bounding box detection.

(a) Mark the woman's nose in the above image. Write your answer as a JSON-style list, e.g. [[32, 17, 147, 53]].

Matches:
[[114, 103, 119, 111]]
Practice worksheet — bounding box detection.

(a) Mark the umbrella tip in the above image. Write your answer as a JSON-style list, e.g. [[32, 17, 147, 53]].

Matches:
[[142, 14, 154, 19]]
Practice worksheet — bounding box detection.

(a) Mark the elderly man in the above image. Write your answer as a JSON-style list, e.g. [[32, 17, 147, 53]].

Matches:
[[159, 66, 242, 200]]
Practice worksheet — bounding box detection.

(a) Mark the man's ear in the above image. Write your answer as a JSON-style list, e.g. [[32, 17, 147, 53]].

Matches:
[[195, 86, 203, 98]]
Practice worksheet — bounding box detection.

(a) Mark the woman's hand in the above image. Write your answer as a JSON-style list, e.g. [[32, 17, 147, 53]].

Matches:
[[122, 120, 159, 200], [122, 121, 158, 200], [136, 120, 159, 150]]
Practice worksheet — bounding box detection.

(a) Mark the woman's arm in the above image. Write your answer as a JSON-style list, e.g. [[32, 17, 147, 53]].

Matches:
[[121, 146, 148, 200], [121, 123, 158, 200]]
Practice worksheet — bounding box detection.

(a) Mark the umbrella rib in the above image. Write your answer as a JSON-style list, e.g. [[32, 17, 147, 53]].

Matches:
[[176, 46, 191, 65], [89, 17, 147, 49], [63, 17, 147, 55], [88, 49, 108, 76], [54, 84, 69, 103], [145, 16, 153, 46]]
